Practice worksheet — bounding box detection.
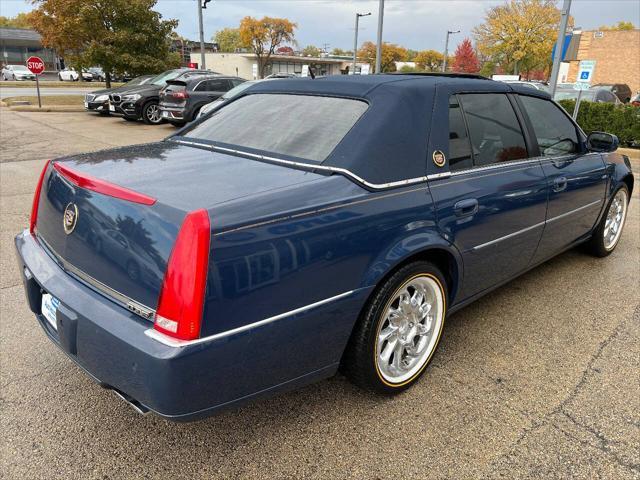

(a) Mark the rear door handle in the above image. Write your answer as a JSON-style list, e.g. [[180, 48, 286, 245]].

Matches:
[[454, 198, 479, 217], [553, 176, 568, 192]]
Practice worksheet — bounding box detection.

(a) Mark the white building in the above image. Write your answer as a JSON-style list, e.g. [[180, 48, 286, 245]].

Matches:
[[189, 52, 368, 79]]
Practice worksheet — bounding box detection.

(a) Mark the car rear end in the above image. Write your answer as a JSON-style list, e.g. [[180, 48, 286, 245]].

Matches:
[[159, 80, 189, 125], [15, 158, 218, 419]]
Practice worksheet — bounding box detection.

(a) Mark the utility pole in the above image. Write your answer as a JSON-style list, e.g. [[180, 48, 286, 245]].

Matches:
[[353, 12, 371, 74], [549, 0, 572, 97], [442, 29, 460, 72], [375, 0, 384, 73], [197, 0, 211, 69]]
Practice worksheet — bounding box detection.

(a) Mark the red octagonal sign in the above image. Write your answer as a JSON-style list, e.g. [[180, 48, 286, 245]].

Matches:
[[26, 56, 45, 75]]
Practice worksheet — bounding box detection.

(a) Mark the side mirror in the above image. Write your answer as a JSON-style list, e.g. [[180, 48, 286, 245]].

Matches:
[[587, 132, 619, 153]]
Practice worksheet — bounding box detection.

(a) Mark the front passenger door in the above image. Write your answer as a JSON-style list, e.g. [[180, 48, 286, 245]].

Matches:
[[517, 95, 607, 263]]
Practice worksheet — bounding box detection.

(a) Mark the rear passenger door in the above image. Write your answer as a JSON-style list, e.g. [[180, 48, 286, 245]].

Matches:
[[516, 95, 607, 263], [429, 93, 548, 301]]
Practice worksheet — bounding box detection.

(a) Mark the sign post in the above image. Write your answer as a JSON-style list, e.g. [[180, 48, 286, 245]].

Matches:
[[573, 60, 596, 120], [26, 56, 45, 108]]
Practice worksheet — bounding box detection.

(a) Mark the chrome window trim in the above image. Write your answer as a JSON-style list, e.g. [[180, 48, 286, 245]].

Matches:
[[171, 138, 445, 189], [144, 290, 357, 348], [35, 232, 156, 320]]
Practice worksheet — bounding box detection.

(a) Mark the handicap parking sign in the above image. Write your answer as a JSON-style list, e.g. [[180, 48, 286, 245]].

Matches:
[[576, 60, 596, 84]]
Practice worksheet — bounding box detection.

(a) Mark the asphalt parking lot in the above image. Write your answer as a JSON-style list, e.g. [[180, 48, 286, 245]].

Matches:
[[1, 107, 639, 479]]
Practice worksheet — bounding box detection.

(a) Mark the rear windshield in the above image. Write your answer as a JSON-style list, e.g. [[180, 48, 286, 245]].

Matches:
[[185, 93, 368, 162]]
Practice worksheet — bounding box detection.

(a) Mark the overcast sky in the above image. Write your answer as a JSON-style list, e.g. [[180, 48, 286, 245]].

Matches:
[[1, 0, 638, 51]]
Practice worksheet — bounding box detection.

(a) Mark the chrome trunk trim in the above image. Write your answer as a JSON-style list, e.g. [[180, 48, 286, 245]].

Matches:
[[145, 290, 357, 348]]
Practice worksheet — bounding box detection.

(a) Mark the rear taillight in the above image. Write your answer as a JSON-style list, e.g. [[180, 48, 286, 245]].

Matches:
[[30, 160, 50, 234], [154, 209, 211, 340], [172, 91, 188, 99]]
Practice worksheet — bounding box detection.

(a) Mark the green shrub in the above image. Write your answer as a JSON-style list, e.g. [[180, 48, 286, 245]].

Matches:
[[557, 99, 640, 146]]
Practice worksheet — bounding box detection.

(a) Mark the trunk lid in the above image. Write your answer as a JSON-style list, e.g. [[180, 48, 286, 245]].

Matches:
[[159, 80, 188, 108], [34, 141, 325, 310]]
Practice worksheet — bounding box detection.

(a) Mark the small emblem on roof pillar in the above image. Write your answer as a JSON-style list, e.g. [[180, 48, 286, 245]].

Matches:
[[432, 150, 446, 168]]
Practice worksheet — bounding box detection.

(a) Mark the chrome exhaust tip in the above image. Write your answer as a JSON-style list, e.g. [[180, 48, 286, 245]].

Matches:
[[110, 389, 150, 416]]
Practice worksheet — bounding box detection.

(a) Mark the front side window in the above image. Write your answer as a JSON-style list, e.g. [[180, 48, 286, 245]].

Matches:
[[185, 94, 368, 163], [459, 93, 528, 166], [448, 96, 473, 171], [519, 95, 579, 156]]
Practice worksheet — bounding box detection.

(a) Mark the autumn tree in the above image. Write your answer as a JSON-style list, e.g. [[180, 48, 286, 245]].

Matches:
[[214, 27, 243, 52], [0, 13, 35, 29], [30, 0, 180, 87], [598, 21, 635, 31], [473, 0, 571, 78], [414, 49, 444, 72], [239, 16, 296, 78], [302, 45, 322, 57], [451, 38, 480, 73], [331, 48, 351, 56], [357, 41, 407, 73]]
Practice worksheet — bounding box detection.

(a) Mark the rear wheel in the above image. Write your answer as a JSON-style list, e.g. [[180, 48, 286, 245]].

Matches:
[[342, 261, 447, 394], [142, 101, 162, 125], [585, 185, 629, 257]]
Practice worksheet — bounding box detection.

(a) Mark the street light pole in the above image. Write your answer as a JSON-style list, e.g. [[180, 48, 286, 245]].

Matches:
[[197, 0, 206, 69], [549, 0, 572, 97], [375, 0, 384, 73], [353, 12, 371, 75], [442, 29, 460, 72]]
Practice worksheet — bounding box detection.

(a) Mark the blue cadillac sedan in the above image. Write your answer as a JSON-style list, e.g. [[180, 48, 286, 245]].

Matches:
[[15, 74, 633, 420]]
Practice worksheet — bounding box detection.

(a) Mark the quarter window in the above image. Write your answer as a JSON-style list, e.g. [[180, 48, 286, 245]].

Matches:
[[519, 95, 579, 156], [448, 96, 473, 171], [459, 93, 528, 166]]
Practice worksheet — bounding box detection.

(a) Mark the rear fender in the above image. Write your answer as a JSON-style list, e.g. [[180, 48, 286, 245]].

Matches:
[[360, 228, 463, 304]]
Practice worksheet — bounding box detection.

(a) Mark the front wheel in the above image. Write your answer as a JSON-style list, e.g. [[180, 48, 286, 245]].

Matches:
[[142, 101, 162, 125], [341, 261, 447, 394], [585, 185, 629, 257]]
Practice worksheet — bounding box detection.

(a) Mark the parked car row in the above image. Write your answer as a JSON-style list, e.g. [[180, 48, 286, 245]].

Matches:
[[1, 64, 36, 81], [84, 67, 251, 126]]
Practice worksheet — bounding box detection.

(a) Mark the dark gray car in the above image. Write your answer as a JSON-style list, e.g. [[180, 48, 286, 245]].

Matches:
[[159, 75, 245, 126]]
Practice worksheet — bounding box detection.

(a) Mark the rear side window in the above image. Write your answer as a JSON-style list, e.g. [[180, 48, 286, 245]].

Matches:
[[186, 94, 368, 162], [459, 93, 528, 166], [448, 96, 473, 171], [206, 79, 230, 91], [519, 95, 579, 156]]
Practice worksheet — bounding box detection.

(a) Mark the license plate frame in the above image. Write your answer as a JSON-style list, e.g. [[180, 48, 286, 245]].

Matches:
[[41, 293, 60, 330]]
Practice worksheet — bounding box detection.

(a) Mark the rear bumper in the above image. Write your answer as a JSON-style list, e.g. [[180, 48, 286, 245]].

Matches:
[[159, 105, 186, 123], [15, 230, 362, 420]]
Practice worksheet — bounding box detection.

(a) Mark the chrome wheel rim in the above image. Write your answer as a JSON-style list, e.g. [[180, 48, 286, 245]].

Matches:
[[604, 189, 628, 251], [147, 104, 161, 123], [375, 275, 444, 384]]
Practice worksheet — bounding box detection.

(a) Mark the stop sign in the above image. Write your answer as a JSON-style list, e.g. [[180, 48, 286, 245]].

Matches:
[[26, 56, 45, 75]]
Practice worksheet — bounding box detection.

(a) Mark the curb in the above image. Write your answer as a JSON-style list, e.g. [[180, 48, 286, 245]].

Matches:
[[8, 105, 85, 112]]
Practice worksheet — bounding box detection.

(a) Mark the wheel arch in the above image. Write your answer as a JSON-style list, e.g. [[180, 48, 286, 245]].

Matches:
[[362, 243, 463, 311]]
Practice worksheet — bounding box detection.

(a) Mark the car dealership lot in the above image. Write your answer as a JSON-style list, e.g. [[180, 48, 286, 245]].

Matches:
[[1, 108, 639, 479]]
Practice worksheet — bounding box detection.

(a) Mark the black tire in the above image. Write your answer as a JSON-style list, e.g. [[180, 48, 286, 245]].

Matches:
[[142, 101, 162, 125], [584, 185, 629, 257], [58, 74, 63, 81], [341, 261, 448, 394]]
